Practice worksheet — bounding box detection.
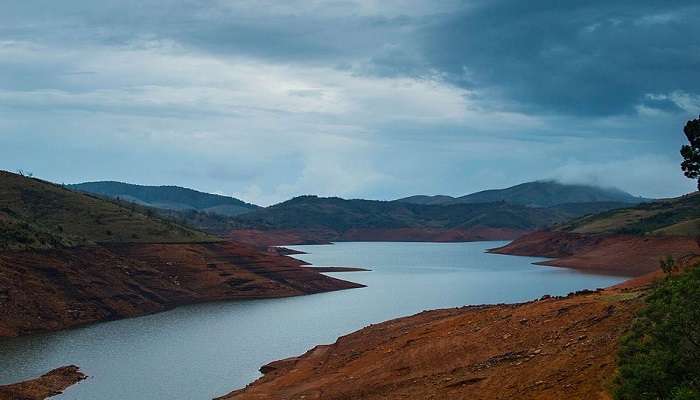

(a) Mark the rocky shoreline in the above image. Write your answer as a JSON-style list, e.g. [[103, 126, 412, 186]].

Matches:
[[0, 366, 86, 400], [219, 281, 647, 400], [218, 232, 700, 399], [489, 231, 699, 276], [0, 241, 363, 337], [5, 232, 694, 399]]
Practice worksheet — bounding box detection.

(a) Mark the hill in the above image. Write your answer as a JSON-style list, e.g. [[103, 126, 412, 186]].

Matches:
[[222, 195, 633, 245], [68, 181, 260, 217], [394, 194, 456, 205], [0, 171, 362, 337], [558, 192, 700, 236], [491, 193, 700, 276], [397, 181, 648, 207], [220, 282, 645, 400], [0, 171, 214, 249], [234, 195, 567, 231]]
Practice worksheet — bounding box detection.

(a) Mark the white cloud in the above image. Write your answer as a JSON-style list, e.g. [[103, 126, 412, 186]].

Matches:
[[205, 0, 465, 18], [550, 155, 695, 198]]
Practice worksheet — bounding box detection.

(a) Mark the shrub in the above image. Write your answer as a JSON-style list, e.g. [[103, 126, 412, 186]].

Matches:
[[614, 265, 700, 399]]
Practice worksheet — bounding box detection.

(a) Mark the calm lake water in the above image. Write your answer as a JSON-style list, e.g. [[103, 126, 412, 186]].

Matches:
[[0, 241, 627, 399]]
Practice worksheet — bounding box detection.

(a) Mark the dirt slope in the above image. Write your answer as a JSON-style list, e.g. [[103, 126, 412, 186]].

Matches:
[[490, 231, 699, 276], [0, 242, 363, 337], [220, 284, 645, 400], [0, 366, 86, 400]]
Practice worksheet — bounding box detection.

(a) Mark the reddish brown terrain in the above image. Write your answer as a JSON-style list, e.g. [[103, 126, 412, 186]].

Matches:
[[0, 241, 362, 337], [219, 223, 700, 400], [490, 231, 700, 276], [227, 227, 530, 246], [0, 366, 86, 400], [220, 282, 646, 400]]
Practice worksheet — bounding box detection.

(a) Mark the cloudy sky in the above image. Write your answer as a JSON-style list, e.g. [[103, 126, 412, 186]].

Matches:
[[1, 0, 699, 205]]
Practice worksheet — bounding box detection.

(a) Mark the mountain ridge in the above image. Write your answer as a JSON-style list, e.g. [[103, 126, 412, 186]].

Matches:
[[221, 195, 635, 245], [68, 181, 260, 217], [396, 180, 649, 207]]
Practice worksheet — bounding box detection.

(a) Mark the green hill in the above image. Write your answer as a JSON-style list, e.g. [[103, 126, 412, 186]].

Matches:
[[558, 192, 700, 236], [68, 181, 260, 217], [398, 181, 649, 207], [0, 171, 216, 250], [232, 195, 582, 232]]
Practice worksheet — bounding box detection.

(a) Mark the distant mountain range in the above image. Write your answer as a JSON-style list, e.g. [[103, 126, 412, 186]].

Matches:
[[219, 194, 638, 243], [397, 181, 649, 207], [234, 195, 569, 231], [68, 181, 260, 217], [67, 179, 650, 242]]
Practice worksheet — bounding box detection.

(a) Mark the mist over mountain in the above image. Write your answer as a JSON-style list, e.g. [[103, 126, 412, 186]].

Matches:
[[397, 181, 650, 208]]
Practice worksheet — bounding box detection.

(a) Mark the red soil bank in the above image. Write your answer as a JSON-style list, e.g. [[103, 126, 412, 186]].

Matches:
[[219, 235, 700, 400], [0, 366, 86, 400], [490, 231, 700, 276], [0, 241, 362, 337], [227, 227, 530, 246], [220, 284, 645, 400]]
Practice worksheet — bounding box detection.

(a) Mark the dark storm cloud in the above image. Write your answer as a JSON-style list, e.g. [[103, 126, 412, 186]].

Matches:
[[422, 0, 700, 116], [0, 1, 424, 64], [6, 0, 697, 118]]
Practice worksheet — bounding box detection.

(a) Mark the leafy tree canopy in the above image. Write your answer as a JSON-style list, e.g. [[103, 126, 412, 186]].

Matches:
[[681, 116, 700, 190]]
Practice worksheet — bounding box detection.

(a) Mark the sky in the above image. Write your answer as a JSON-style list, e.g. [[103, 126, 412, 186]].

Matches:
[[1, 0, 699, 205]]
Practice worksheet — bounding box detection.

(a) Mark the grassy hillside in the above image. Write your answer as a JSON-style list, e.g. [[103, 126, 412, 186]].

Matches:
[[231, 195, 573, 232], [559, 192, 700, 236], [68, 181, 260, 216], [0, 171, 216, 250], [166, 196, 635, 236], [394, 195, 456, 205], [398, 181, 648, 207]]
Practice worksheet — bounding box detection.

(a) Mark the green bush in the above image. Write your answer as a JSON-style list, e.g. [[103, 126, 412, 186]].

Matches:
[[614, 265, 700, 400]]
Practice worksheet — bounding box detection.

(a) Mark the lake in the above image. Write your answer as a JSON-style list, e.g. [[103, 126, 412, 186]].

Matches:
[[0, 241, 628, 399]]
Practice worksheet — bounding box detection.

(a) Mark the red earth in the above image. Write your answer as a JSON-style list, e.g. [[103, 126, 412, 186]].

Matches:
[[490, 230, 700, 276], [0, 241, 362, 337], [0, 366, 86, 400]]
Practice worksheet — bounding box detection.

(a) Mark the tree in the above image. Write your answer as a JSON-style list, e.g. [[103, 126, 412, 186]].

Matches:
[[614, 265, 700, 400], [681, 116, 700, 190]]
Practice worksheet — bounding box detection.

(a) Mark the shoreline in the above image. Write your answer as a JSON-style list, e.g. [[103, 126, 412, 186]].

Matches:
[[1, 237, 676, 399], [219, 276, 649, 399], [227, 228, 530, 247], [0, 241, 364, 338], [489, 230, 700, 276], [0, 366, 86, 400], [220, 234, 692, 399]]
